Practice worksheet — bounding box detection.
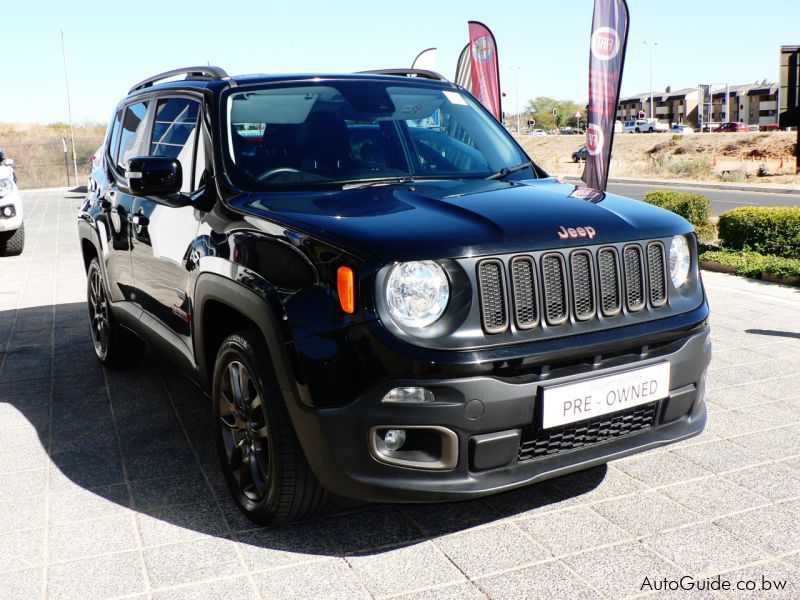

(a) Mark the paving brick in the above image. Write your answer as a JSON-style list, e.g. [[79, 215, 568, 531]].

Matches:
[[477, 560, 598, 599]]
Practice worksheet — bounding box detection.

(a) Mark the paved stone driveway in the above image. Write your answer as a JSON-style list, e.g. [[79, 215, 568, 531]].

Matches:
[[1, 189, 800, 599]]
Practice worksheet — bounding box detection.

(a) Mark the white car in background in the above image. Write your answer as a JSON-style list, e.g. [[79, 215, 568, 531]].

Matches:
[[0, 151, 24, 256], [529, 128, 547, 136], [670, 124, 694, 135]]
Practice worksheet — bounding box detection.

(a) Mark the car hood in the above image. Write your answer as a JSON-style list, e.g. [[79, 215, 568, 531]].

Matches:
[[237, 178, 693, 262]]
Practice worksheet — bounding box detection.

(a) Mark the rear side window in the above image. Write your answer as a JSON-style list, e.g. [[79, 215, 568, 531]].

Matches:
[[117, 102, 150, 170], [107, 109, 123, 164], [150, 98, 200, 193]]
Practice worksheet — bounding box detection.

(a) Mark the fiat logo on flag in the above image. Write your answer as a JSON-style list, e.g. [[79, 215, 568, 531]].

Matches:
[[591, 26, 620, 61], [587, 124, 604, 156], [471, 36, 495, 62]]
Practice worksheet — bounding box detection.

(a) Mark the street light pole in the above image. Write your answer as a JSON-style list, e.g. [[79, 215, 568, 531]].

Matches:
[[644, 41, 659, 119], [515, 67, 520, 135], [60, 30, 79, 187]]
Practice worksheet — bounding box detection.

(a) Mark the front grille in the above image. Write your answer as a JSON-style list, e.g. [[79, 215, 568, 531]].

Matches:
[[477, 260, 508, 333], [541, 254, 568, 325], [518, 402, 658, 462], [597, 248, 621, 315], [510, 257, 538, 329], [476, 239, 670, 334], [623, 245, 645, 312], [570, 251, 595, 320], [647, 243, 667, 307]]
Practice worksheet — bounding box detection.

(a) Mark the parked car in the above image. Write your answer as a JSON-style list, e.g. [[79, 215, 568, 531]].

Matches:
[[623, 119, 668, 133], [529, 128, 547, 137], [670, 124, 694, 135], [714, 122, 750, 133], [88, 144, 104, 193], [572, 146, 589, 162], [78, 66, 710, 526], [0, 149, 24, 256]]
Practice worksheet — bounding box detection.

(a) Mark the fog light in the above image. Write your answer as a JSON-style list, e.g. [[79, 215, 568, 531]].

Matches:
[[382, 387, 434, 403], [2, 207, 12, 217], [383, 429, 407, 451]]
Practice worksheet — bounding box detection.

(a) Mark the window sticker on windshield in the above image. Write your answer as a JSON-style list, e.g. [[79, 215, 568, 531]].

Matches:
[[443, 91, 468, 106], [400, 104, 425, 115]]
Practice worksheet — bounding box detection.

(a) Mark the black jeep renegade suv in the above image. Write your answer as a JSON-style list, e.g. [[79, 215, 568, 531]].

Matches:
[[77, 66, 710, 525]]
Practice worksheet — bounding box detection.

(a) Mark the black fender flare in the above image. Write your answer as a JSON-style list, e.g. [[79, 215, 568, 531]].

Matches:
[[192, 273, 308, 406]]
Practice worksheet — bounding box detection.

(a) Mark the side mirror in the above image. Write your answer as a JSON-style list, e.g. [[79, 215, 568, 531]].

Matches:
[[2, 159, 13, 166], [125, 157, 182, 197]]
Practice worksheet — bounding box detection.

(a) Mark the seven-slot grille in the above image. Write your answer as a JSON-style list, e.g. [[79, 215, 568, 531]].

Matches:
[[477, 241, 668, 334]]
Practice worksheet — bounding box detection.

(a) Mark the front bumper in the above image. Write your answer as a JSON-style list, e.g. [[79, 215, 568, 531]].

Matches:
[[290, 322, 711, 503]]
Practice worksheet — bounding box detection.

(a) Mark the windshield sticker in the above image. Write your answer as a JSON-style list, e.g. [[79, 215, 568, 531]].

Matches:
[[443, 91, 468, 106]]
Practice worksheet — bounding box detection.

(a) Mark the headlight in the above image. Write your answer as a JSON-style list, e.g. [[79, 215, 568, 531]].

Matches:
[[385, 261, 449, 328], [669, 235, 691, 288], [0, 178, 12, 197]]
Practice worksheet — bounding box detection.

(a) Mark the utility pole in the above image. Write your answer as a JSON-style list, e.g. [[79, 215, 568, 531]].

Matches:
[[644, 41, 659, 119], [60, 30, 79, 187]]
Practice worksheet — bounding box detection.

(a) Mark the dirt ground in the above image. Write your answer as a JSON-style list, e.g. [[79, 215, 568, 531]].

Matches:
[[516, 131, 800, 186]]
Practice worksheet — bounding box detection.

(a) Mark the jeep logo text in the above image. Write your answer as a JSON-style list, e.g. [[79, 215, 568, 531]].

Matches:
[[557, 225, 596, 240]]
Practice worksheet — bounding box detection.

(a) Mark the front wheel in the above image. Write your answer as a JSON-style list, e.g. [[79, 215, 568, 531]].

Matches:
[[213, 330, 326, 526], [0, 224, 24, 256]]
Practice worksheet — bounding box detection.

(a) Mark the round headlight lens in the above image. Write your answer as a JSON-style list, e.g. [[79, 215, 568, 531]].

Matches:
[[669, 235, 691, 288], [0, 178, 12, 197], [385, 261, 449, 328]]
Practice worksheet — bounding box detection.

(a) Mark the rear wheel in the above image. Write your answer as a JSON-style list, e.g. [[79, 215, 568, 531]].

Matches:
[[0, 224, 24, 256], [86, 258, 145, 366], [213, 330, 326, 526]]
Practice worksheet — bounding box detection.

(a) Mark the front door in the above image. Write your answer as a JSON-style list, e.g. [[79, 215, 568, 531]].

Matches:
[[129, 96, 204, 347]]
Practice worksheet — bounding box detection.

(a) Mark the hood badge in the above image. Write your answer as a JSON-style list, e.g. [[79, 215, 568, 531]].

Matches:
[[558, 225, 596, 240]]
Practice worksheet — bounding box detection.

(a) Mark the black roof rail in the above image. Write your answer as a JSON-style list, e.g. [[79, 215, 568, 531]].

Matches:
[[357, 68, 449, 82], [128, 66, 232, 94]]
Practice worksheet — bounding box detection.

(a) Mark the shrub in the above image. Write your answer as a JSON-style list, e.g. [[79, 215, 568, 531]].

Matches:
[[719, 169, 747, 183], [700, 249, 800, 282], [671, 134, 683, 141], [717, 206, 800, 258], [643, 190, 713, 238]]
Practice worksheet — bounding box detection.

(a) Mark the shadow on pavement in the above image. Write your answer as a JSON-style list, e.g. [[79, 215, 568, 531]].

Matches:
[[0, 301, 606, 557], [745, 328, 800, 340]]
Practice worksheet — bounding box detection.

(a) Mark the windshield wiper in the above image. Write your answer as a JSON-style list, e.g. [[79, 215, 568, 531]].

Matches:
[[341, 176, 417, 190], [486, 161, 533, 180]]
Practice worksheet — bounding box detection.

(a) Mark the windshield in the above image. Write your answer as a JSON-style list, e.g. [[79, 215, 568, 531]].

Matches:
[[223, 79, 532, 189]]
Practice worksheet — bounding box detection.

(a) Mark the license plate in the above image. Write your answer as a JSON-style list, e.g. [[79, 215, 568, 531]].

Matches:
[[541, 363, 671, 429]]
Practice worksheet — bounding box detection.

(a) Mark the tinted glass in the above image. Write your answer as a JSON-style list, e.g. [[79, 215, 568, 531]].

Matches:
[[117, 102, 149, 169], [224, 80, 530, 190], [151, 98, 200, 193], [107, 109, 123, 166]]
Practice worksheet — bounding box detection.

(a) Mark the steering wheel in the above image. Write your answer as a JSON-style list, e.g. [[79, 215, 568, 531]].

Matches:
[[257, 167, 302, 182]]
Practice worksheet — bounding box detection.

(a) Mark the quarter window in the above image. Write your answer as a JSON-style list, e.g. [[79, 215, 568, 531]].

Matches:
[[117, 102, 150, 170]]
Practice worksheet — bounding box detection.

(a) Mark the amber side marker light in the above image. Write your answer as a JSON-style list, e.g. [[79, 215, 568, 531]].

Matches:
[[337, 266, 355, 314]]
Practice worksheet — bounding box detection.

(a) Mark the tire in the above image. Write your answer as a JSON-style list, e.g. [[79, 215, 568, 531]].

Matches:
[[635, 128, 640, 133], [213, 330, 326, 526], [0, 224, 24, 256], [86, 258, 145, 366]]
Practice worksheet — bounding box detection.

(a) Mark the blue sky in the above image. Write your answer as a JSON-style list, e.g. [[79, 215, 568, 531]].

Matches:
[[2, 0, 798, 124]]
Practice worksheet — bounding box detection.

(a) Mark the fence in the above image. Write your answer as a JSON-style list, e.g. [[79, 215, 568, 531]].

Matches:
[[3, 136, 104, 190]]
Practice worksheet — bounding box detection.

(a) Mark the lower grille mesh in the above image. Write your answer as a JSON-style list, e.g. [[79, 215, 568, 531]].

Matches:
[[518, 402, 658, 462]]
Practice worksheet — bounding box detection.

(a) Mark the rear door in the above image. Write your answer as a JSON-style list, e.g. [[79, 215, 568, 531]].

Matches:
[[129, 95, 204, 348]]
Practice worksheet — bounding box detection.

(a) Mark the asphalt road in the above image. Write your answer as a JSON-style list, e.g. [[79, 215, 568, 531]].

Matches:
[[605, 182, 800, 215]]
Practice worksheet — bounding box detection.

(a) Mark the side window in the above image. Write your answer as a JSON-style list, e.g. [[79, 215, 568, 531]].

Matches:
[[107, 109, 123, 165], [116, 102, 150, 170], [151, 98, 200, 193]]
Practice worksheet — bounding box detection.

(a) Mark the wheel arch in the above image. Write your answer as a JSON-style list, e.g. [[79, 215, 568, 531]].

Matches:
[[193, 273, 309, 407]]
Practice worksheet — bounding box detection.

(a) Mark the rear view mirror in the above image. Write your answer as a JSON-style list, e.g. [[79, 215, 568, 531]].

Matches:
[[125, 157, 182, 197]]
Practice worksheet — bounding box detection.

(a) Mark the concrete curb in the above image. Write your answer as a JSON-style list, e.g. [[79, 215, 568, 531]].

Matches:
[[561, 175, 800, 195]]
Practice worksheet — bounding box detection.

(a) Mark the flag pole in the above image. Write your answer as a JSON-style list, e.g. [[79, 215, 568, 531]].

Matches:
[[60, 30, 79, 187]]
